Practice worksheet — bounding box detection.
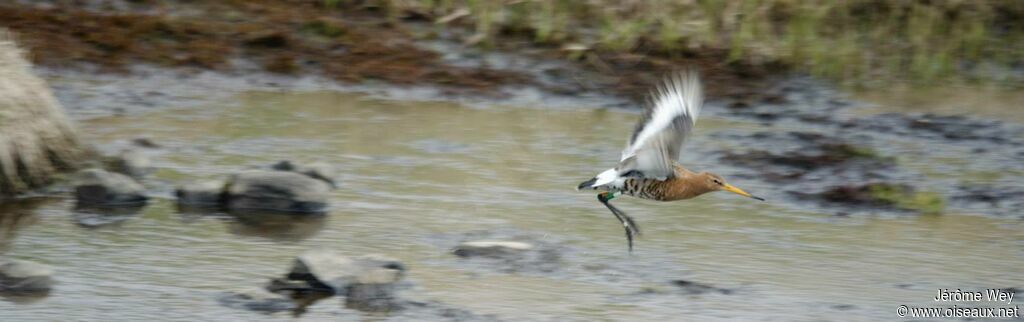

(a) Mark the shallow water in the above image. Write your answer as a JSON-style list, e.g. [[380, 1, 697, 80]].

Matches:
[[851, 83, 1024, 123], [1, 91, 1022, 321]]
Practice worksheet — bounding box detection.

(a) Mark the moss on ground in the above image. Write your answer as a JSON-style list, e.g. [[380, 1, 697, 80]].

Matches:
[[867, 183, 946, 214]]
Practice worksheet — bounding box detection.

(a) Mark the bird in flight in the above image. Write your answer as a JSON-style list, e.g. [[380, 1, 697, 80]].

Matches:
[[577, 69, 764, 252]]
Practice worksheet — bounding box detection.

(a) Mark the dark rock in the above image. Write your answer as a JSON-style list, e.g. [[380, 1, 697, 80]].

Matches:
[[131, 137, 160, 148], [671, 279, 732, 295], [109, 149, 152, 178], [244, 32, 289, 48], [224, 170, 329, 213], [218, 288, 296, 313], [175, 180, 226, 207], [0, 259, 54, 294], [453, 241, 534, 258], [73, 168, 148, 206], [269, 161, 337, 188]]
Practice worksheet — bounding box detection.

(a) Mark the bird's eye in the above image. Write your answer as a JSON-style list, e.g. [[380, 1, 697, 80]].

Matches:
[[713, 179, 721, 185]]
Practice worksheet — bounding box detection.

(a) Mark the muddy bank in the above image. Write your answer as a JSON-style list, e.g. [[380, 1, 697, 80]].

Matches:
[[0, 0, 776, 106], [0, 1, 526, 94]]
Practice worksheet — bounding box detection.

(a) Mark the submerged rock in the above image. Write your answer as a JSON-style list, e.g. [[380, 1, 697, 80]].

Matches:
[[225, 170, 330, 213], [73, 168, 148, 206], [445, 232, 563, 274], [671, 279, 733, 295], [109, 149, 152, 179], [0, 259, 54, 294], [283, 250, 406, 312], [288, 251, 405, 292], [218, 288, 296, 313], [175, 180, 226, 207], [453, 240, 534, 258], [131, 137, 160, 148]]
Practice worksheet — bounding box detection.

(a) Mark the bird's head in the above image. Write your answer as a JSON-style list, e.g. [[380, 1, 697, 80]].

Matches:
[[701, 172, 765, 201]]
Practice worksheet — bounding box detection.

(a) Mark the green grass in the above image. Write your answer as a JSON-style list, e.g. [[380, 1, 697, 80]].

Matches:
[[301, 19, 347, 38], [868, 183, 946, 214], [370, 0, 1024, 87]]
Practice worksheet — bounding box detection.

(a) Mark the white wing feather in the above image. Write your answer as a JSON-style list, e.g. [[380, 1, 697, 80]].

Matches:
[[617, 70, 703, 180]]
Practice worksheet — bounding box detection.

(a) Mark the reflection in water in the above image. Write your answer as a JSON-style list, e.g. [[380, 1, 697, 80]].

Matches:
[[0, 199, 44, 253], [0, 292, 51, 305], [290, 292, 333, 317], [175, 205, 227, 224], [225, 211, 326, 242], [72, 204, 144, 228]]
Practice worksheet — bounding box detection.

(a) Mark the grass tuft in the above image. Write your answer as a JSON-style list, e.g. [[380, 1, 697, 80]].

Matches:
[[388, 0, 1024, 86], [868, 183, 946, 214]]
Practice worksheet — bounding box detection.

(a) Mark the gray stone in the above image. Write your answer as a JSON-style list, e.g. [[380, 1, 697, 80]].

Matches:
[[73, 168, 148, 206], [175, 180, 226, 206], [0, 259, 54, 293], [288, 250, 404, 292], [453, 240, 534, 258], [286, 250, 405, 311], [270, 160, 337, 188], [109, 149, 152, 178], [225, 170, 329, 213], [218, 288, 296, 313]]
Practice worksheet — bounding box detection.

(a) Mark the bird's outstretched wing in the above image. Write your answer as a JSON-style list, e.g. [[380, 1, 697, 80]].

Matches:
[[617, 69, 703, 180]]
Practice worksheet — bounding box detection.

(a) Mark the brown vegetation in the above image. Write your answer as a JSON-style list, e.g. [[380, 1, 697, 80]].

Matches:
[[0, 2, 529, 93]]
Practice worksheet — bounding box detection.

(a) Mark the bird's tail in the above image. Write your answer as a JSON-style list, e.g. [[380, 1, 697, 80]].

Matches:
[[577, 168, 618, 191], [576, 177, 598, 190]]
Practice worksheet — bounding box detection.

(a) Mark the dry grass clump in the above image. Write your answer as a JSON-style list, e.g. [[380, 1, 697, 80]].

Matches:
[[0, 31, 87, 197]]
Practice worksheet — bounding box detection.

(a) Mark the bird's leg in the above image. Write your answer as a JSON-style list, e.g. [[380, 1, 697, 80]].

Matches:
[[597, 192, 641, 252]]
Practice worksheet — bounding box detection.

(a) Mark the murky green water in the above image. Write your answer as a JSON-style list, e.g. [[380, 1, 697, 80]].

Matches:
[[1, 91, 1022, 321]]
